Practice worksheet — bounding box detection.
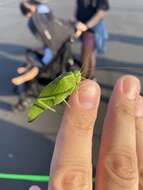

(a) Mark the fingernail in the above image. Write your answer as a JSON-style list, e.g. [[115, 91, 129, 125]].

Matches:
[[122, 76, 140, 100], [78, 80, 99, 109], [136, 96, 143, 117]]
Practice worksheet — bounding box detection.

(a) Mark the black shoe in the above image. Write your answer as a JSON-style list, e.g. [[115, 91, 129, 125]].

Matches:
[[13, 101, 26, 112], [13, 98, 34, 112]]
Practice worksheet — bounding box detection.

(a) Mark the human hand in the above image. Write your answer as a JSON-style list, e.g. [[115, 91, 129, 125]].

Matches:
[[76, 21, 88, 33], [48, 75, 143, 190]]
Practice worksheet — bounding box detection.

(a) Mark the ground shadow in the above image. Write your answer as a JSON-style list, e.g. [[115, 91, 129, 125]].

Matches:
[[0, 54, 25, 96], [97, 56, 143, 103], [0, 43, 27, 55], [109, 33, 143, 47], [0, 43, 29, 98], [0, 119, 55, 190], [97, 57, 143, 77], [0, 101, 13, 111]]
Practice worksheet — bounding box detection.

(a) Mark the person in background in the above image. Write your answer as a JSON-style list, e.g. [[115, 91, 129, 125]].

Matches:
[[20, 0, 52, 42], [20, 0, 41, 17], [12, 0, 74, 86], [11, 48, 53, 85], [20, 0, 54, 54], [11, 0, 54, 85], [75, 0, 110, 78]]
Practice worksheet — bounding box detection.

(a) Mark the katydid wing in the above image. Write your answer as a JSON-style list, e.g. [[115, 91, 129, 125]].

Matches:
[[28, 70, 81, 122]]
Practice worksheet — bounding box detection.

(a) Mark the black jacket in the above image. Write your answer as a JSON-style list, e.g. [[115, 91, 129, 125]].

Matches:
[[76, 0, 110, 23]]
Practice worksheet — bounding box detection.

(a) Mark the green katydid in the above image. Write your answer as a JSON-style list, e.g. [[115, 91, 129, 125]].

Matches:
[[28, 70, 82, 122]]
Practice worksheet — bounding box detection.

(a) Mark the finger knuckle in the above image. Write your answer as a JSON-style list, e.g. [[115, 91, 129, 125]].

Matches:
[[50, 165, 89, 190], [115, 101, 135, 118], [72, 111, 96, 131], [104, 150, 137, 184]]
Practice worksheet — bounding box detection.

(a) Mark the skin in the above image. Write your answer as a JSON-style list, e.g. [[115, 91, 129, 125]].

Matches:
[[27, 5, 37, 17], [48, 75, 143, 190], [11, 66, 39, 86], [17, 66, 27, 74]]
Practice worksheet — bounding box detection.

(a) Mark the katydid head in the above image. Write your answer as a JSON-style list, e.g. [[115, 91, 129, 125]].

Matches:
[[73, 70, 81, 84]]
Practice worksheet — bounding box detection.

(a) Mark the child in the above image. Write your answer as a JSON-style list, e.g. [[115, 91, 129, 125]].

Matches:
[[20, 0, 52, 42], [12, 1, 55, 86], [11, 47, 53, 85], [12, 1, 72, 86]]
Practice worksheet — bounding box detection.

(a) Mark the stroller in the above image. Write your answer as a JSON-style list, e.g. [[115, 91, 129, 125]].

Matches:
[[13, 32, 81, 111]]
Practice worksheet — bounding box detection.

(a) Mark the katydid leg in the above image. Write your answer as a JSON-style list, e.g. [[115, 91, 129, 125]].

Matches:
[[37, 98, 56, 112]]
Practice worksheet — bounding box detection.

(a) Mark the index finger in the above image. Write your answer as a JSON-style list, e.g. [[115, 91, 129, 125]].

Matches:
[[48, 80, 101, 190], [96, 76, 140, 190]]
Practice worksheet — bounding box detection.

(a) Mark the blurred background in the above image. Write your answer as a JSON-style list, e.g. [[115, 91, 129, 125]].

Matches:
[[0, 0, 143, 189]]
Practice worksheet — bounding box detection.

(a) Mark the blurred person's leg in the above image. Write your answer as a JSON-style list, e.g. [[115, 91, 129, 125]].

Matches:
[[81, 32, 96, 79], [13, 83, 28, 111], [16, 49, 43, 75], [11, 66, 39, 86]]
